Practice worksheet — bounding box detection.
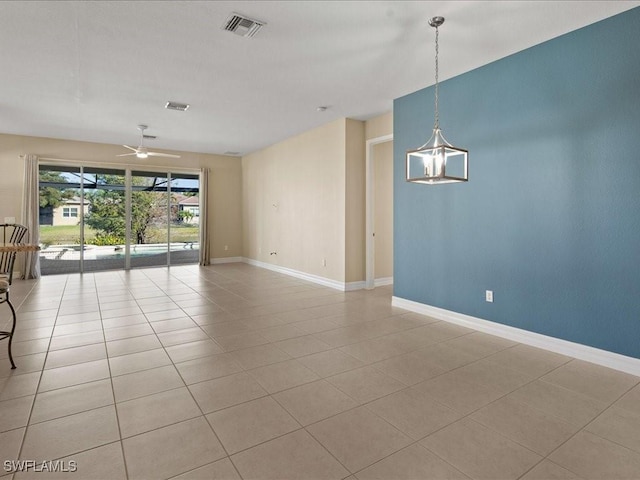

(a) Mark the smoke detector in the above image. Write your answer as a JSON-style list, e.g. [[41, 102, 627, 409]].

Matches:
[[222, 13, 265, 38]]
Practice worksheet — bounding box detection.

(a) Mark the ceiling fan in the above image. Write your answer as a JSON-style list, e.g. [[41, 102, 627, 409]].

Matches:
[[118, 125, 181, 159]]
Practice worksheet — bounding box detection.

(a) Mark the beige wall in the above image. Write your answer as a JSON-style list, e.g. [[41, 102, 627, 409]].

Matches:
[[1, 111, 392, 284], [345, 119, 365, 283], [242, 119, 347, 282], [373, 141, 393, 279], [242, 113, 390, 286], [365, 111, 392, 140], [0, 133, 243, 260]]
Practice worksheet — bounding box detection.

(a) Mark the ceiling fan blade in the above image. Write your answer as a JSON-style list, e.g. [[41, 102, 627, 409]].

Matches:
[[122, 145, 138, 152], [148, 152, 181, 158], [116, 153, 137, 157]]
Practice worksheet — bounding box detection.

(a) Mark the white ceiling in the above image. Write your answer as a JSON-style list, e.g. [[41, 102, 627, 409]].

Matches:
[[1, 1, 638, 157]]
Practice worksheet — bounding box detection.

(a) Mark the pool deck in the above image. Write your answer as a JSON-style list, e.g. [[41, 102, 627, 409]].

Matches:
[[40, 248, 199, 274]]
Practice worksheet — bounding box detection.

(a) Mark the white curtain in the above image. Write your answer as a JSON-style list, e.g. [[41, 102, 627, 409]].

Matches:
[[21, 154, 41, 279], [198, 167, 210, 266]]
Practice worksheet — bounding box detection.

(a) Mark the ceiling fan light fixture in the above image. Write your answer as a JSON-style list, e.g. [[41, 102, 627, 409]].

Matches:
[[136, 148, 149, 159], [406, 16, 468, 185], [117, 125, 181, 159]]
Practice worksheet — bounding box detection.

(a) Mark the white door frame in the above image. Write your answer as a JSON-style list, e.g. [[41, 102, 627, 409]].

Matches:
[[365, 133, 393, 289]]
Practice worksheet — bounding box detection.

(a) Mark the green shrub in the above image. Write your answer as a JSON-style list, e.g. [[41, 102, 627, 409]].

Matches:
[[90, 233, 125, 246]]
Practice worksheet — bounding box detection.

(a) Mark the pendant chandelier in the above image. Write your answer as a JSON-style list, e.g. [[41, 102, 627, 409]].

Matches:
[[406, 16, 468, 184]]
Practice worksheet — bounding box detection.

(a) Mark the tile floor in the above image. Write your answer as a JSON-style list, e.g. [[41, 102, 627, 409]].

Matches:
[[1, 263, 640, 480]]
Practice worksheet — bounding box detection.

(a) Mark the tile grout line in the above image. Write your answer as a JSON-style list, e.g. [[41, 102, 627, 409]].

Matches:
[[131, 267, 241, 479], [162, 267, 249, 480], [7, 265, 640, 479], [529, 377, 640, 477], [12, 274, 67, 471], [93, 272, 132, 480]]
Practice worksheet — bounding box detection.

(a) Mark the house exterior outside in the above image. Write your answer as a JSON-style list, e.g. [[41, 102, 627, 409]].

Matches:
[[40, 197, 90, 226], [177, 195, 199, 224]]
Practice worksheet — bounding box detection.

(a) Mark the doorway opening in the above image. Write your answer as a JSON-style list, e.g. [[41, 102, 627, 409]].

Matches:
[[365, 134, 394, 289]]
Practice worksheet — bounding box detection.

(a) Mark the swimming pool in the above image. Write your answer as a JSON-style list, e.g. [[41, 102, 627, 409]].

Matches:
[[40, 243, 198, 261]]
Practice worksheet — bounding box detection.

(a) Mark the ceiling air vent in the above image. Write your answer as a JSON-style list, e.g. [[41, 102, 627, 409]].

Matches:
[[142, 134, 156, 140], [165, 101, 190, 112], [222, 13, 265, 38]]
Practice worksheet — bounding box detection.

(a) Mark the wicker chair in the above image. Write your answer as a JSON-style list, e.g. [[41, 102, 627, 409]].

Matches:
[[0, 280, 18, 368], [0, 224, 28, 369], [1, 224, 28, 284]]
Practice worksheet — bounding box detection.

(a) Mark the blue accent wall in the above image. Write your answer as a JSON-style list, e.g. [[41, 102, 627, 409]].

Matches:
[[393, 8, 640, 359]]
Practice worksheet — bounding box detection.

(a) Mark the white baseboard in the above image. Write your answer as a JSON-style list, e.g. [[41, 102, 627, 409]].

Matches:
[[242, 257, 347, 291], [329, 278, 392, 291], [392, 296, 640, 377], [211, 256, 243, 265], [237, 259, 392, 293], [346, 281, 366, 291]]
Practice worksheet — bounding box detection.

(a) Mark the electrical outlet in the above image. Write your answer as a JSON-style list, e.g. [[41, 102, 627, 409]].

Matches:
[[485, 290, 494, 303], [4, 217, 16, 224], [322, 258, 326, 267], [224, 245, 228, 251]]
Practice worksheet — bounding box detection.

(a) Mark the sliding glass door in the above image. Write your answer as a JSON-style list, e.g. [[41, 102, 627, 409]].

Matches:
[[82, 168, 127, 272], [38, 164, 200, 275], [169, 173, 200, 265], [130, 171, 170, 269], [39, 165, 83, 274]]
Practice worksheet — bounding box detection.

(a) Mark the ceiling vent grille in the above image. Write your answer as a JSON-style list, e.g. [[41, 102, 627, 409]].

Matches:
[[223, 13, 265, 38], [142, 134, 156, 140], [165, 101, 190, 112]]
